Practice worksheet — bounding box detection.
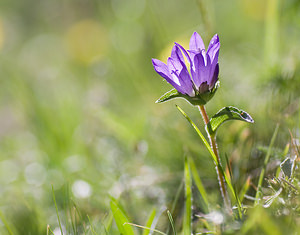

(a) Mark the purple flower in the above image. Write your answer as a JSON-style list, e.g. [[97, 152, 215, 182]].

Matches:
[[152, 32, 220, 105]]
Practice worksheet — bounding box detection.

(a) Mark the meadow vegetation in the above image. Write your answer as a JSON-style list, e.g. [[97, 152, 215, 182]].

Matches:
[[0, 0, 299, 234]]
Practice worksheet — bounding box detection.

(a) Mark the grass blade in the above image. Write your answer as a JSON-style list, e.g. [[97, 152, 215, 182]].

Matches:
[[47, 225, 55, 235], [189, 157, 209, 213], [239, 177, 251, 203], [0, 210, 14, 235], [87, 215, 97, 235], [183, 156, 192, 235], [110, 197, 135, 235], [52, 185, 64, 235], [143, 208, 157, 235], [167, 210, 176, 235], [102, 212, 113, 234], [166, 180, 184, 235], [255, 124, 279, 205], [125, 222, 166, 235]]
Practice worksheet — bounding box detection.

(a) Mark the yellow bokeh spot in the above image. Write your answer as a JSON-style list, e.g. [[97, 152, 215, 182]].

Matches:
[[239, 0, 267, 21], [65, 19, 108, 65]]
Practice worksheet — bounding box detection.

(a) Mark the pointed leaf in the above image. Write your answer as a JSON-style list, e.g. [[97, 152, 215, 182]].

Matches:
[[110, 198, 135, 235], [206, 106, 254, 136], [156, 89, 182, 103], [143, 208, 157, 235], [167, 211, 177, 235]]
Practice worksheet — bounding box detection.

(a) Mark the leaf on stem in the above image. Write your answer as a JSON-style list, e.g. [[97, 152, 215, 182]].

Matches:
[[156, 89, 181, 103], [206, 106, 254, 136], [156, 89, 208, 105]]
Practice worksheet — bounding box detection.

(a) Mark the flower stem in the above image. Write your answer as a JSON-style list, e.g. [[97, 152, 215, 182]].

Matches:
[[199, 105, 231, 210]]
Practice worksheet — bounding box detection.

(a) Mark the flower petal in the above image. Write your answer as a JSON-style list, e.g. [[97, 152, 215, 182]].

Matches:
[[152, 58, 171, 81], [152, 58, 183, 92], [174, 42, 192, 64], [207, 42, 220, 62], [199, 82, 209, 93], [189, 32, 205, 52], [193, 50, 209, 88], [207, 34, 219, 54], [209, 63, 219, 89], [170, 44, 184, 62], [167, 57, 194, 96], [207, 43, 219, 85], [167, 47, 194, 96]]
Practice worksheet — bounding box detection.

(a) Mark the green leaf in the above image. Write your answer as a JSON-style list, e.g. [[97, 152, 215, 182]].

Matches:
[[206, 106, 254, 136], [183, 157, 192, 235], [239, 176, 251, 203], [167, 211, 177, 235], [156, 89, 182, 103], [143, 208, 157, 235], [110, 197, 135, 235]]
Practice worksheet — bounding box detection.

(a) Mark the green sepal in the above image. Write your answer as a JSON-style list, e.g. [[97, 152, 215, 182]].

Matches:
[[206, 106, 254, 136], [156, 81, 219, 105]]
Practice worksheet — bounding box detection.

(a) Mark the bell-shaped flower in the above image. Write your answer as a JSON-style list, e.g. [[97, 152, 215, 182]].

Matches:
[[152, 32, 220, 105]]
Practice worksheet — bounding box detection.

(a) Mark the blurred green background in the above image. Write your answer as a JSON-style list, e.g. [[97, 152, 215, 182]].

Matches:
[[0, 0, 299, 234]]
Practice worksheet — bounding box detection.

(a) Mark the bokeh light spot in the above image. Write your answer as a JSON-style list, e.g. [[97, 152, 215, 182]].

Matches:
[[0, 160, 19, 184], [24, 162, 47, 186], [240, 0, 267, 21], [72, 180, 92, 199], [65, 19, 108, 65]]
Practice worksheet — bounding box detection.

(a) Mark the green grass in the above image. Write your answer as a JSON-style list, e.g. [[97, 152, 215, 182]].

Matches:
[[0, 0, 299, 234]]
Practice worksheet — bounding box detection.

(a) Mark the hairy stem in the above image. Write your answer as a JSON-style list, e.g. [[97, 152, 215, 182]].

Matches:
[[199, 105, 231, 209]]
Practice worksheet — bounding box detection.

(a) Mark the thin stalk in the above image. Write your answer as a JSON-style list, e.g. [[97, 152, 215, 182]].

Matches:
[[0, 210, 13, 235], [199, 105, 231, 209], [52, 185, 64, 235]]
